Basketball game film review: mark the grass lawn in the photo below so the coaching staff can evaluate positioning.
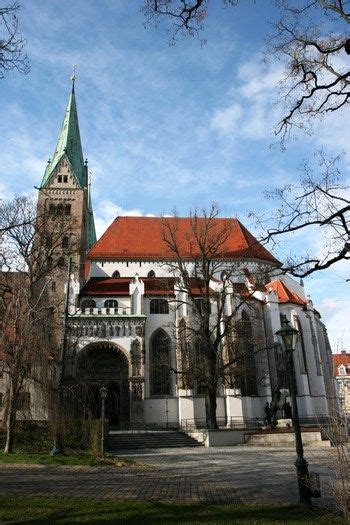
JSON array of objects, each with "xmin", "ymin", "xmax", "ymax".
[
  {"xmin": 0, "ymin": 497, "xmax": 344, "ymax": 524},
  {"xmin": 0, "ymin": 451, "xmax": 135, "ymax": 467}
]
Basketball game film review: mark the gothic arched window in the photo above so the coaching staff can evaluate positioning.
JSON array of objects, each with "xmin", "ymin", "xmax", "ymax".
[
  {"xmin": 294, "ymin": 316, "xmax": 308, "ymax": 375},
  {"xmin": 104, "ymin": 299, "xmax": 118, "ymax": 309},
  {"xmin": 150, "ymin": 298, "xmax": 169, "ymax": 314},
  {"xmin": 112, "ymin": 270, "xmax": 120, "ymax": 278},
  {"xmin": 237, "ymin": 310, "xmax": 258, "ymax": 396},
  {"xmin": 150, "ymin": 329, "xmax": 171, "ymax": 396},
  {"xmin": 147, "ymin": 270, "xmax": 155, "ymax": 278},
  {"xmin": 179, "ymin": 318, "xmax": 192, "ymax": 389}
]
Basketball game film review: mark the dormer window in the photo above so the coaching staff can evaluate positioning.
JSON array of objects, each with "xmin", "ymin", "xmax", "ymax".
[
  {"xmin": 58, "ymin": 175, "xmax": 62, "ymax": 183},
  {"xmin": 112, "ymin": 270, "xmax": 120, "ymax": 278},
  {"xmin": 63, "ymin": 175, "xmax": 68, "ymax": 183},
  {"xmin": 148, "ymin": 270, "xmax": 155, "ymax": 278}
]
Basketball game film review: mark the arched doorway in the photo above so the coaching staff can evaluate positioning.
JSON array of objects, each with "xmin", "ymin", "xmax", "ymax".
[{"xmin": 75, "ymin": 342, "xmax": 130, "ymax": 428}]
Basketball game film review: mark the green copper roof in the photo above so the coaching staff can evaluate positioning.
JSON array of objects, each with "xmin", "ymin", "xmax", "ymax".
[
  {"xmin": 87, "ymin": 191, "xmax": 97, "ymax": 250},
  {"xmin": 40, "ymin": 84, "xmax": 86, "ymax": 188}
]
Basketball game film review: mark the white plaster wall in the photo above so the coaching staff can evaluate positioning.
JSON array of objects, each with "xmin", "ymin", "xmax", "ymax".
[{"xmin": 144, "ymin": 397, "xmax": 179, "ymax": 426}]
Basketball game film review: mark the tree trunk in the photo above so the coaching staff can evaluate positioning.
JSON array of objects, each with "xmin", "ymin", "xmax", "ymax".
[
  {"xmin": 205, "ymin": 386, "xmax": 218, "ymax": 429},
  {"xmin": 4, "ymin": 387, "xmax": 16, "ymax": 454}
]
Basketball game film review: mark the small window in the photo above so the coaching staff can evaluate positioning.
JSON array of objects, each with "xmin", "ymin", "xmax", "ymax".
[
  {"xmin": 62, "ymin": 236, "xmax": 69, "ymax": 249},
  {"xmin": 104, "ymin": 299, "xmax": 118, "ymax": 309},
  {"xmin": 58, "ymin": 256, "xmax": 65, "ymax": 268},
  {"xmin": 51, "ymin": 281, "xmax": 56, "ymax": 292},
  {"xmin": 64, "ymin": 204, "xmax": 71, "ymax": 215},
  {"xmin": 16, "ymin": 392, "xmax": 30, "ymax": 411},
  {"xmin": 112, "ymin": 270, "xmax": 120, "ymax": 278},
  {"xmin": 150, "ymin": 299, "xmax": 169, "ymax": 314},
  {"xmin": 63, "ymin": 175, "xmax": 68, "ymax": 183},
  {"xmin": 194, "ymin": 297, "xmax": 210, "ymax": 314},
  {"xmin": 0, "ymin": 393, "xmax": 3, "ymax": 407},
  {"xmin": 58, "ymin": 175, "xmax": 62, "ymax": 183},
  {"xmin": 81, "ymin": 299, "xmax": 96, "ymax": 309},
  {"xmin": 147, "ymin": 270, "xmax": 155, "ymax": 278}
]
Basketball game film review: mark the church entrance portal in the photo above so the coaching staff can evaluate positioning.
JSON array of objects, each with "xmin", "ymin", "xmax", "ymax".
[{"xmin": 76, "ymin": 343, "xmax": 130, "ymax": 428}]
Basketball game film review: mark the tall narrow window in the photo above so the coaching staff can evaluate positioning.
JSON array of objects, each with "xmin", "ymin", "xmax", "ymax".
[
  {"xmin": 62, "ymin": 236, "xmax": 69, "ymax": 249},
  {"xmin": 150, "ymin": 329, "xmax": 171, "ymax": 396},
  {"xmin": 150, "ymin": 298, "xmax": 169, "ymax": 314},
  {"xmin": 237, "ymin": 311, "xmax": 258, "ymax": 396},
  {"xmin": 179, "ymin": 319, "xmax": 192, "ymax": 389},
  {"xmin": 294, "ymin": 317, "xmax": 308, "ymax": 375},
  {"xmin": 64, "ymin": 204, "xmax": 71, "ymax": 215}
]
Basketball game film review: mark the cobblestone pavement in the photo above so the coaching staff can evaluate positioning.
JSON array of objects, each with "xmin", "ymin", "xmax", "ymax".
[{"xmin": 0, "ymin": 446, "xmax": 336, "ymax": 504}]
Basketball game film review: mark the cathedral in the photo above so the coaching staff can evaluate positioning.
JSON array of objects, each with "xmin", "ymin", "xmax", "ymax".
[{"xmin": 17, "ymin": 79, "xmax": 338, "ymax": 429}]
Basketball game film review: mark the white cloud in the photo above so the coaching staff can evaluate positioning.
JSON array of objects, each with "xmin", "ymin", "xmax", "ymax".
[{"xmin": 211, "ymin": 103, "xmax": 243, "ymax": 135}]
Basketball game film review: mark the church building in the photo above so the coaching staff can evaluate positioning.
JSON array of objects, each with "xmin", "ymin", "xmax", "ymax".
[{"xmin": 9, "ymin": 78, "xmax": 338, "ymax": 430}]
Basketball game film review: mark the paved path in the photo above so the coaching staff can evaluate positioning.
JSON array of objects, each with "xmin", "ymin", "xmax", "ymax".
[{"xmin": 0, "ymin": 446, "xmax": 338, "ymax": 504}]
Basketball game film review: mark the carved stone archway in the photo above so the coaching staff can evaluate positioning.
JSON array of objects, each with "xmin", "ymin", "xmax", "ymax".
[{"xmin": 75, "ymin": 342, "xmax": 130, "ymax": 428}]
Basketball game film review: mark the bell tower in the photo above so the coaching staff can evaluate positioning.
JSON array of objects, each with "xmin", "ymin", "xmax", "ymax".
[{"xmin": 37, "ymin": 72, "xmax": 96, "ymax": 288}]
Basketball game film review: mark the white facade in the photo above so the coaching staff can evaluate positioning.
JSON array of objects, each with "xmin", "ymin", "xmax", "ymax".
[{"xmin": 64, "ymin": 254, "xmax": 338, "ymax": 429}]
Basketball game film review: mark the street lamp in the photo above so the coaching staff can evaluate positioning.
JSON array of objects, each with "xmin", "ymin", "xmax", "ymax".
[
  {"xmin": 276, "ymin": 315, "xmax": 311, "ymax": 505},
  {"xmin": 100, "ymin": 384, "xmax": 108, "ymax": 454}
]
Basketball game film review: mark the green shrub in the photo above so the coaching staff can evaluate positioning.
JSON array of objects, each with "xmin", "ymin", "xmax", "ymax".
[{"xmin": 0, "ymin": 419, "xmax": 105, "ymax": 454}]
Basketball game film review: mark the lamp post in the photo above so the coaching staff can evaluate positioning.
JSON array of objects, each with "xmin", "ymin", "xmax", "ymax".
[
  {"xmin": 275, "ymin": 316, "xmax": 311, "ymax": 505},
  {"xmin": 165, "ymin": 394, "xmax": 169, "ymax": 429},
  {"xmin": 100, "ymin": 384, "xmax": 108, "ymax": 454}
]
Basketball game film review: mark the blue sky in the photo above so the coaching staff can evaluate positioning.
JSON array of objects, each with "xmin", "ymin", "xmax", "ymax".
[{"xmin": 1, "ymin": 0, "xmax": 349, "ymax": 349}]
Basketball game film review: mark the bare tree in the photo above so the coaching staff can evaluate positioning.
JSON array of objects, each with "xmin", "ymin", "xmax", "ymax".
[
  {"xmin": 143, "ymin": 1, "xmax": 350, "ymax": 137},
  {"xmin": 0, "ymin": 3, "xmax": 29, "ymax": 79},
  {"xmin": 250, "ymin": 151, "xmax": 350, "ymax": 280},
  {"xmin": 0, "ymin": 195, "xmax": 78, "ymax": 453},
  {"xmin": 160, "ymin": 205, "xmax": 274, "ymax": 429}
]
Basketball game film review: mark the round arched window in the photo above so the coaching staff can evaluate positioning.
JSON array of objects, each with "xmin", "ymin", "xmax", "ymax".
[
  {"xmin": 147, "ymin": 270, "xmax": 156, "ymax": 278},
  {"xmin": 104, "ymin": 299, "xmax": 118, "ymax": 309},
  {"xmin": 81, "ymin": 299, "xmax": 96, "ymax": 310},
  {"xmin": 112, "ymin": 270, "xmax": 120, "ymax": 278}
]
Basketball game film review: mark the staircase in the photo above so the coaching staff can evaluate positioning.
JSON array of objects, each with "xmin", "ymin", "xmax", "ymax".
[
  {"xmin": 244, "ymin": 428, "xmax": 331, "ymax": 447},
  {"xmin": 107, "ymin": 430, "xmax": 203, "ymax": 451}
]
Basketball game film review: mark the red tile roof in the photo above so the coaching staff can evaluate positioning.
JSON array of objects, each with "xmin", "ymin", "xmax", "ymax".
[
  {"xmin": 266, "ymin": 279, "xmax": 306, "ymax": 306},
  {"xmin": 332, "ymin": 352, "xmax": 350, "ymax": 376},
  {"xmin": 80, "ymin": 278, "xmax": 131, "ymax": 296},
  {"xmin": 87, "ymin": 217, "xmax": 280, "ymax": 264}
]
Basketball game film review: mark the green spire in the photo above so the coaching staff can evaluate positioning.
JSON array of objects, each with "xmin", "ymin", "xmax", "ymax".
[
  {"xmin": 40, "ymin": 79, "xmax": 86, "ymax": 188},
  {"xmin": 87, "ymin": 191, "xmax": 97, "ymax": 249}
]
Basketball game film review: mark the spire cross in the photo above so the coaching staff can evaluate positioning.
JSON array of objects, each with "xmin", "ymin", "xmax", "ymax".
[{"xmin": 71, "ymin": 65, "xmax": 77, "ymax": 92}]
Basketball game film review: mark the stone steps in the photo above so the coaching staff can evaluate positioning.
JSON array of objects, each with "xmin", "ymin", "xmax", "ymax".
[
  {"xmin": 244, "ymin": 430, "xmax": 331, "ymax": 448},
  {"xmin": 107, "ymin": 430, "xmax": 203, "ymax": 451}
]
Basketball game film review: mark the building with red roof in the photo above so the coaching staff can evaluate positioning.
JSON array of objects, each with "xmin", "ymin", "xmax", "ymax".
[
  {"xmin": 332, "ymin": 351, "xmax": 350, "ymax": 414},
  {"xmin": 1, "ymin": 80, "xmax": 339, "ymax": 433}
]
